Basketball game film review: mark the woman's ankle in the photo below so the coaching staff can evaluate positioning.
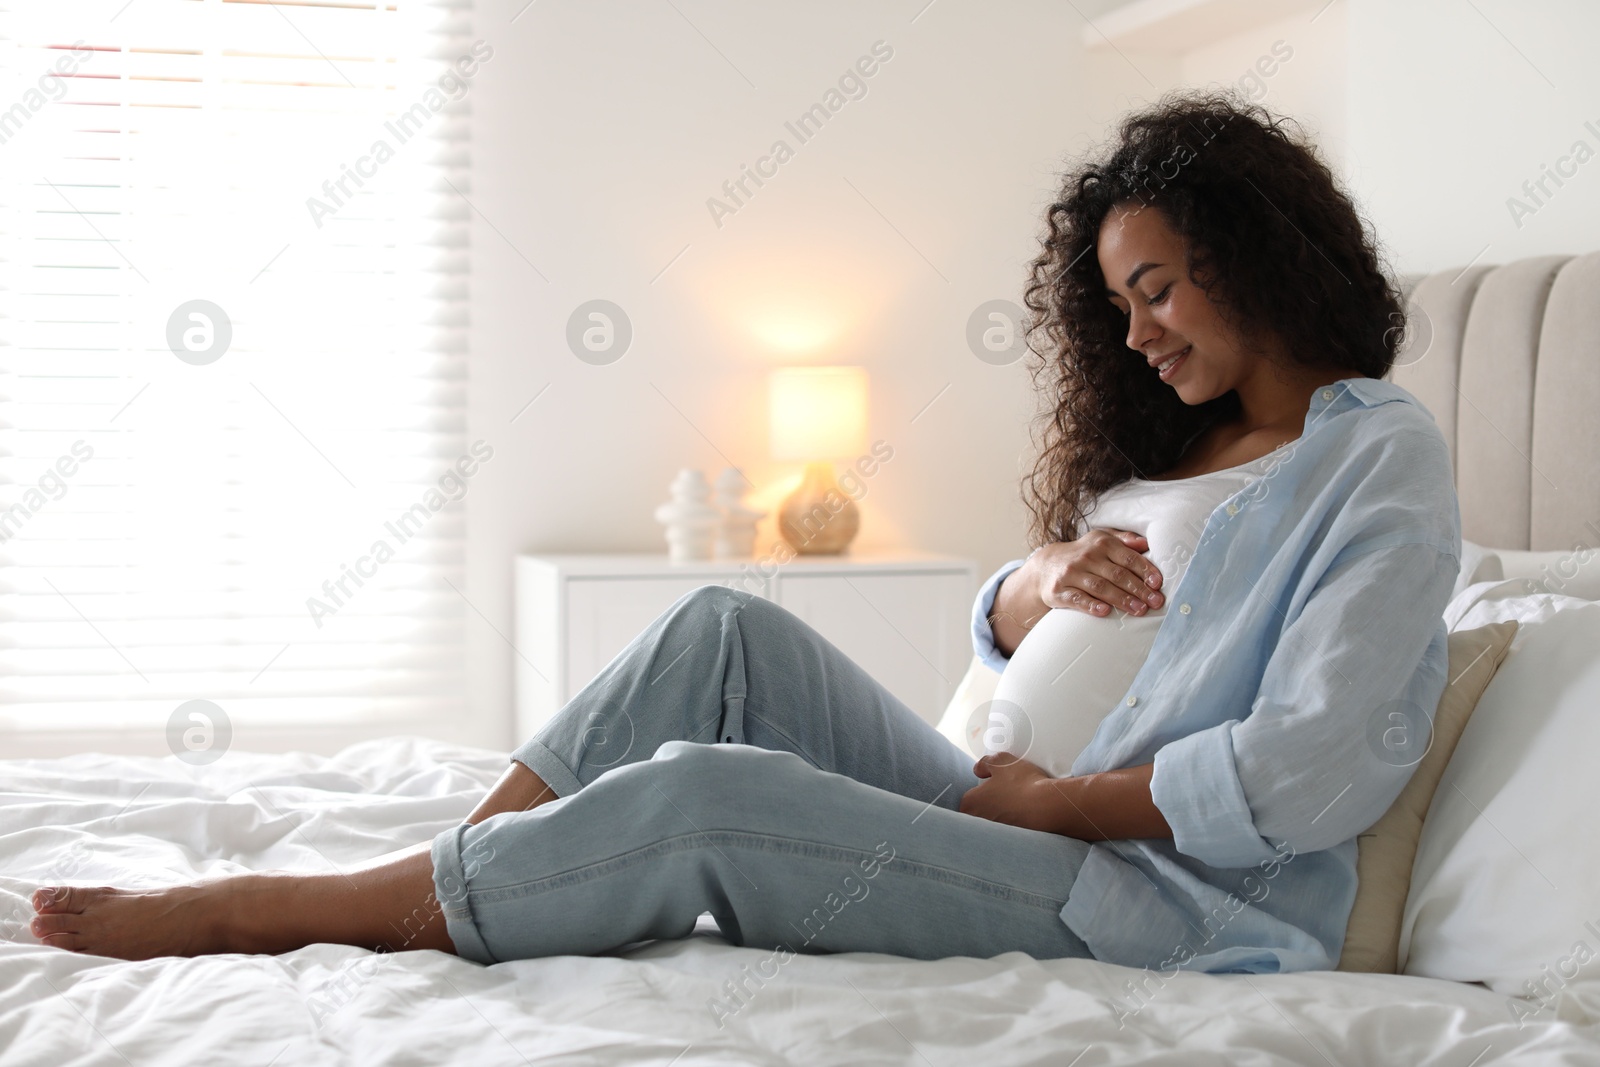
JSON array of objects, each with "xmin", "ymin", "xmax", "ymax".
[{"xmin": 208, "ymin": 872, "xmax": 309, "ymax": 954}]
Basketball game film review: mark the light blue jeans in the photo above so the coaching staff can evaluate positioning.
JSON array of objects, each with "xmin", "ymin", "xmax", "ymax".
[{"xmin": 430, "ymin": 584, "xmax": 1094, "ymax": 964}]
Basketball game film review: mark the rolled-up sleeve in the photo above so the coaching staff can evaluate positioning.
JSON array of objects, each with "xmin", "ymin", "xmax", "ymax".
[
  {"xmin": 971, "ymin": 557, "xmax": 1027, "ymax": 675},
  {"xmin": 1150, "ymin": 537, "xmax": 1458, "ymax": 868}
]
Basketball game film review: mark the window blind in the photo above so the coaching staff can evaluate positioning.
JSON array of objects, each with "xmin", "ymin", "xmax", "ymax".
[{"xmin": 0, "ymin": 0, "xmax": 472, "ymax": 735}]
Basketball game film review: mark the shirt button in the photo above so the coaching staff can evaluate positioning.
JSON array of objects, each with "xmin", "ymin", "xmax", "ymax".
[
  {"xmin": 1321, "ymin": 388, "xmax": 1334, "ymax": 400},
  {"xmin": 1126, "ymin": 695, "xmax": 1138, "ymax": 707},
  {"xmin": 1179, "ymin": 603, "xmax": 1191, "ymax": 614},
  {"xmin": 1225, "ymin": 503, "xmax": 1238, "ymax": 516}
]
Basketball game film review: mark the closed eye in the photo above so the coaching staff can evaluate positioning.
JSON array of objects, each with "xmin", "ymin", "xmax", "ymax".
[{"xmin": 1111, "ymin": 283, "xmax": 1172, "ymax": 317}]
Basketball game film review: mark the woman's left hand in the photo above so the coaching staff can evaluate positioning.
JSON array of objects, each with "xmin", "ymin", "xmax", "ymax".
[{"xmin": 958, "ymin": 753, "xmax": 1063, "ymax": 833}]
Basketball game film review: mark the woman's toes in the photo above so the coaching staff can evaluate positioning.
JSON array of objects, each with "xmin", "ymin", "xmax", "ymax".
[
  {"xmin": 30, "ymin": 912, "xmax": 79, "ymax": 939},
  {"xmin": 36, "ymin": 929, "xmax": 84, "ymax": 952},
  {"xmin": 32, "ymin": 885, "xmax": 89, "ymax": 914}
]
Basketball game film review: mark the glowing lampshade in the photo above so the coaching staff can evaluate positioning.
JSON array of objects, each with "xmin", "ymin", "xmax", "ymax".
[{"xmin": 768, "ymin": 366, "xmax": 869, "ymax": 461}]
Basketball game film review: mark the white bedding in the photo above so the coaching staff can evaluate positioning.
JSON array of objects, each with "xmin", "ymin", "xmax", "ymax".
[{"xmin": 3, "ymin": 737, "xmax": 1597, "ymax": 1065}]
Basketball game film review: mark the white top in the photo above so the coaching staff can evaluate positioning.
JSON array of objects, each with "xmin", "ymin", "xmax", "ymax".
[{"xmin": 987, "ymin": 447, "xmax": 1287, "ymax": 776}]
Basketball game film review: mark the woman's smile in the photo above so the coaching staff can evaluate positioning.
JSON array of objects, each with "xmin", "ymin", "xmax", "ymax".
[{"xmin": 1154, "ymin": 344, "xmax": 1191, "ymax": 382}]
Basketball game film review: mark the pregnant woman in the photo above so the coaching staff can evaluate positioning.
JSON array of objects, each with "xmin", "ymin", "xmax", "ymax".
[{"xmin": 31, "ymin": 91, "xmax": 1459, "ymax": 975}]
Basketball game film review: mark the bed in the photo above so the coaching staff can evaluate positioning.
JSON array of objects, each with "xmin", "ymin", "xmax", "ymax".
[{"xmin": 4, "ymin": 252, "xmax": 1599, "ymax": 1065}]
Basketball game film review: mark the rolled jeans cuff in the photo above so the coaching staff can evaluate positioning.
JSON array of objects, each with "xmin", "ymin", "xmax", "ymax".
[
  {"xmin": 510, "ymin": 738, "xmax": 584, "ymax": 799},
  {"xmin": 431, "ymin": 823, "xmax": 496, "ymax": 965}
]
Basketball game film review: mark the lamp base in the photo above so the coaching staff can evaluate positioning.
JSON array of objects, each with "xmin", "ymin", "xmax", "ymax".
[{"xmin": 778, "ymin": 461, "xmax": 859, "ymax": 555}]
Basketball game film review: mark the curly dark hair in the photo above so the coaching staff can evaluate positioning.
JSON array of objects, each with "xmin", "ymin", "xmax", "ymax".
[{"xmin": 1019, "ymin": 88, "xmax": 1407, "ymax": 549}]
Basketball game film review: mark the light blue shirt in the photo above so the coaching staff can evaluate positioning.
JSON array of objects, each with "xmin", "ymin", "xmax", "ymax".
[{"xmin": 970, "ymin": 376, "xmax": 1460, "ymax": 974}]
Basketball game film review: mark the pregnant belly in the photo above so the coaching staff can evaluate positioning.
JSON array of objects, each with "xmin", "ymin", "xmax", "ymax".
[{"xmin": 986, "ymin": 607, "xmax": 1166, "ymax": 777}]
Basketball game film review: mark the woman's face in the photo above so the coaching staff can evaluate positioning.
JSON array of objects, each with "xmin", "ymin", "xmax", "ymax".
[{"xmin": 1097, "ymin": 201, "xmax": 1254, "ymax": 406}]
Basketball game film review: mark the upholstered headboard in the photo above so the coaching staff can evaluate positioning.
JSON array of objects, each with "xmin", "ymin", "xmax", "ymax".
[{"xmin": 1391, "ymin": 251, "xmax": 1600, "ymax": 552}]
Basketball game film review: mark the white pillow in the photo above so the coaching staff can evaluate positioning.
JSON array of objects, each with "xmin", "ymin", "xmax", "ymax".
[
  {"xmin": 1494, "ymin": 546, "xmax": 1600, "ymax": 601},
  {"xmin": 1399, "ymin": 591, "xmax": 1600, "ymax": 1001},
  {"xmin": 1455, "ymin": 539, "xmax": 1504, "ymax": 599},
  {"xmin": 1445, "ymin": 574, "xmax": 1592, "ymax": 632}
]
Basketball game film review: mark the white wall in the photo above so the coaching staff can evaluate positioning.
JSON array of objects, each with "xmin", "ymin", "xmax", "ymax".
[
  {"xmin": 1178, "ymin": 5, "xmax": 1349, "ymax": 178},
  {"xmin": 462, "ymin": 0, "xmax": 1128, "ymax": 748},
  {"xmin": 461, "ymin": 0, "xmax": 1600, "ymax": 750},
  {"xmin": 1344, "ymin": 0, "xmax": 1600, "ymax": 273},
  {"xmin": 1088, "ymin": 0, "xmax": 1600, "ymax": 274}
]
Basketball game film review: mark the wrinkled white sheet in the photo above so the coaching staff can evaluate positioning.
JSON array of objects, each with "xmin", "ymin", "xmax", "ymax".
[{"xmin": 2, "ymin": 737, "xmax": 1597, "ymax": 1066}]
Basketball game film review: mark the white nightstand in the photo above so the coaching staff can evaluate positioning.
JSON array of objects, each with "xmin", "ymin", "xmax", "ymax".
[{"xmin": 513, "ymin": 551, "xmax": 978, "ymax": 740}]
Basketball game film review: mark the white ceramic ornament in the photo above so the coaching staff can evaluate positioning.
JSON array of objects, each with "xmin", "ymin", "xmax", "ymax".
[
  {"xmin": 653, "ymin": 468, "xmax": 720, "ymax": 562},
  {"xmin": 713, "ymin": 467, "xmax": 766, "ymax": 559}
]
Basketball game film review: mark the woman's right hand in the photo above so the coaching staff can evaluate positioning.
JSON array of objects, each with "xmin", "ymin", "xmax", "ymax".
[
  {"xmin": 989, "ymin": 528, "xmax": 1168, "ymax": 659},
  {"xmin": 1027, "ymin": 529, "xmax": 1166, "ymax": 618}
]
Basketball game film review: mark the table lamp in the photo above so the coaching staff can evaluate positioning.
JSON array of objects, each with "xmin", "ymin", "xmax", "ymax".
[{"xmin": 769, "ymin": 366, "xmax": 869, "ymax": 555}]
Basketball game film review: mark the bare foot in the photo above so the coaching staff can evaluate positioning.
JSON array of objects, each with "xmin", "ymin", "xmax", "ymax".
[
  {"xmin": 31, "ymin": 846, "xmax": 455, "ymax": 960},
  {"xmin": 30, "ymin": 879, "xmax": 256, "ymax": 960}
]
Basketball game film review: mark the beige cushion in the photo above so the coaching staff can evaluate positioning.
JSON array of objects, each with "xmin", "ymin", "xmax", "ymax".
[{"xmin": 1336, "ymin": 618, "xmax": 1520, "ymax": 973}]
